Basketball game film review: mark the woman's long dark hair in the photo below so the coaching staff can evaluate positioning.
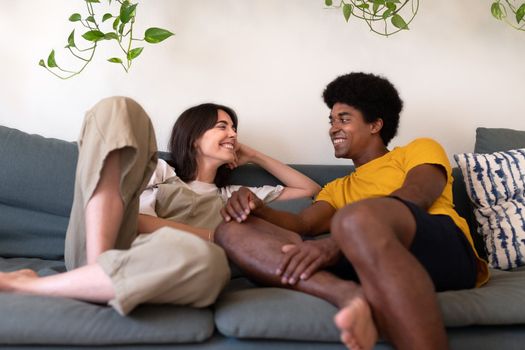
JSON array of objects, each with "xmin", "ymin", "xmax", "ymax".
[{"xmin": 168, "ymin": 103, "xmax": 238, "ymax": 187}]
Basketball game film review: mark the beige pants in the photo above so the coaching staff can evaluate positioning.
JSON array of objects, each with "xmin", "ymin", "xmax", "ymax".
[{"xmin": 64, "ymin": 96, "xmax": 230, "ymax": 315}]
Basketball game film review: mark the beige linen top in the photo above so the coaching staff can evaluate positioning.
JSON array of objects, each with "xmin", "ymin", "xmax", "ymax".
[{"xmin": 139, "ymin": 159, "xmax": 283, "ymax": 230}]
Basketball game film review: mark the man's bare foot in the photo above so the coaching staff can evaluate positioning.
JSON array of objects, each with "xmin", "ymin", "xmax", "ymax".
[
  {"xmin": 0, "ymin": 269, "xmax": 38, "ymax": 291},
  {"xmin": 334, "ymin": 296, "xmax": 378, "ymax": 350}
]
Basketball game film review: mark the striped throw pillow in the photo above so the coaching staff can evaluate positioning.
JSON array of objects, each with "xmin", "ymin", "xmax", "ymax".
[{"xmin": 454, "ymin": 148, "xmax": 525, "ymax": 270}]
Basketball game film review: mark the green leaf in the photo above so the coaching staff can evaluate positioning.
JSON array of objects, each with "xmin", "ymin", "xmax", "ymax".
[
  {"xmin": 144, "ymin": 27, "xmax": 174, "ymax": 43},
  {"xmin": 386, "ymin": 2, "xmax": 397, "ymax": 11},
  {"xmin": 102, "ymin": 13, "xmax": 113, "ymax": 22},
  {"xmin": 86, "ymin": 0, "xmax": 100, "ymax": 2},
  {"xmin": 127, "ymin": 47, "xmax": 143, "ymax": 60},
  {"xmin": 108, "ymin": 57, "xmax": 123, "ymax": 63},
  {"xmin": 82, "ymin": 30, "xmax": 105, "ymax": 42},
  {"xmin": 67, "ymin": 30, "xmax": 76, "ymax": 48},
  {"xmin": 118, "ymin": 23, "xmax": 126, "ymax": 34},
  {"xmin": 120, "ymin": 3, "xmax": 137, "ymax": 24},
  {"xmin": 373, "ymin": 2, "xmax": 380, "ymax": 14},
  {"xmin": 47, "ymin": 50, "xmax": 57, "ymax": 68},
  {"xmin": 104, "ymin": 32, "xmax": 119, "ymax": 40},
  {"xmin": 325, "ymin": 0, "xmax": 333, "ymax": 6},
  {"xmin": 69, "ymin": 13, "xmax": 81, "ymax": 22},
  {"xmin": 491, "ymin": 2, "xmax": 505, "ymax": 20},
  {"xmin": 391, "ymin": 14, "xmax": 408, "ymax": 29},
  {"xmin": 112, "ymin": 16, "xmax": 120, "ymax": 30},
  {"xmin": 371, "ymin": 0, "xmax": 385, "ymax": 14},
  {"xmin": 516, "ymin": 4, "xmax": 525, "ymax": 23},
  {"xmin": 86, "ymin": 15, "xmax": 96, "ymax": 23},
  {"xmin": 357, "ymin": 3, "xmax": 370, "ymax": 9},
  {"xmin": 38, "ymin": 59, "xmax": 46, "ymax": 67},
  {"xmin": 343, "ymin": 4, "xmax": 352, "ymax": 22},
  {"xmin": 382, "ymin": 9, "xmax": 393, "ymax": 19}
]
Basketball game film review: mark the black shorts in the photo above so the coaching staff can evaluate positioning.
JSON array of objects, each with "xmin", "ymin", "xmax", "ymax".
[{"xmin": 327, "ymin": 196, "xmax": 478, "ymax": 292}]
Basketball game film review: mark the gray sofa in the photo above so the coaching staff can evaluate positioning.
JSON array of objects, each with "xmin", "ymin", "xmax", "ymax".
[{"xmin": 1, "ymin": 124, "xmax": 525, "ymax": 350}]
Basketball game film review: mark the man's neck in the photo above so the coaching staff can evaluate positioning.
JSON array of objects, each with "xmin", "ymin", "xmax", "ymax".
[{"xmin": 353, "ymin": 146, "xmax": 389, "ymax": 168}]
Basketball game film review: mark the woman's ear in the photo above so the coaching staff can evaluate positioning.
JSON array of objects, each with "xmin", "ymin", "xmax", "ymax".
[
  {"xmin": 193, "ymin": 137, "xmax": 202, "ymax": 153},
  {"xmin": 370, "ymin": 118, "xmax": 384, "ymax": 134}
]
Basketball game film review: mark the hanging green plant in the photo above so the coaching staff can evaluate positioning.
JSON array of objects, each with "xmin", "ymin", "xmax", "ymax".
[
  {"xmin": 39, "ymin": 0, "xmax": 174, "ymax": 79},
  {"xmin": 323, "ymin": 0, "xmax": 419, "ymax": 36},
  {"xmin": 491, "ymin": 1, "xmax": 525, "ymax": 31}
]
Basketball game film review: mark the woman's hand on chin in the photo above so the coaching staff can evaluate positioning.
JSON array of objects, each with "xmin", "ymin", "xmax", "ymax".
[{"xmin": 232, "ymin": 143, "xmax": 259, "ymax": 168}]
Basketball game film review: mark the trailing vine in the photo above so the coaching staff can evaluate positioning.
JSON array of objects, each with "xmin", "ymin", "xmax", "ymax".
[
  {"xmin": 39, "ymin": 0, "xmax": 173, "ymax": 79},
  {"xmin": 324, "ymin": 0, "xmax": 419, "ymax": 36},
  {"xmin": 491, "ymin": 1, "xmax": 525, "ymax": 31},
  {"xmin": 38, "ymin": 1, "xmax": 523, "ymax": 79}
]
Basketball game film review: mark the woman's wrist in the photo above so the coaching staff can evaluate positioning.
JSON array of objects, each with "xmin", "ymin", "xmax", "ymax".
[{"xmin": 247, "ymin": 149, "xmax": 262, "ymax": 165}]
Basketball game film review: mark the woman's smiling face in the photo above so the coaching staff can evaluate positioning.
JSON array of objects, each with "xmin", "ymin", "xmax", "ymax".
[{"xmin": 194, "ymin": 109, "xmax": 237, "ymax": 167}]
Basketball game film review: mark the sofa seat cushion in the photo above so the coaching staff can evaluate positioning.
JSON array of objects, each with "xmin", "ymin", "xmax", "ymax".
[
  {"xmin": 214, "ymin": 278, "xmax": 340, "ymax": 341},
  {"xmin": 215, "ymin": 270, "xmax": 525, "ymax": 341},
  {"xmin": 0, "ymin": 258, "xmax": 215, "ymax": 345},
  {"xmin": 439, "ymin": 267, "xmax": 525, "ymax": 326}
]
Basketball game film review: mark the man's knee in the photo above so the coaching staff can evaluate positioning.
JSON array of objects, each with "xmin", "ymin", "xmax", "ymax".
[
  {"xmin": 331, "ymin": 201, "xmax": 379, "ymax": 243},
  {"xmin": 331, "ymin": 199, "xmax": 400, "ymax": 261}
]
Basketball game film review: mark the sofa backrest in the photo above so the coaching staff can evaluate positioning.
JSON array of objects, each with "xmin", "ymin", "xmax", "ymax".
[
  {"xmin": 0, "ymin": 126, "xmax": 77, "ymax": 260},
  {"xmin": 1, "ymin": 127, "xmax": 481, "ymax": 261}
]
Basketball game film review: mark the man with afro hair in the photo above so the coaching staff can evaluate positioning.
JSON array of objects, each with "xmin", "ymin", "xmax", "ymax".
[{"xmin": 215, "ymin": 72, "xmax": 488, "ymax": 350}]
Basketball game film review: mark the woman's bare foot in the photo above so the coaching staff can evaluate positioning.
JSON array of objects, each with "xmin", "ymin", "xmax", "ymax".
[
  {"xmin": 0, "ymin": 269, "xmax": 39, "ymax": 291},
  {"xmin": 334, "ymin": 296, "xmax": 378, "ymax": 350}
]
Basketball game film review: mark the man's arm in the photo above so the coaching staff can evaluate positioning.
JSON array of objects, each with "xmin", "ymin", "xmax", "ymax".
[
  {"xmin": 276, "ymin": 163, "xmax": 449, "ymax": 285},
  {"xmin": 221, "ymin": 187, "xmax": 336, "ymax": 236},
  {"xmin": 390, "ymin": 163, "xmax": 447, "ymax": 210},
  {"xmin": 255, "ymin": 201, "xmax": 336, "ymax": 236}
]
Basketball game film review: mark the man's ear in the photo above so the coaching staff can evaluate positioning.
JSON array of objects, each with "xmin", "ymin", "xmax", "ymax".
[{"xmin": 370, "ymin": 118, "xmax": 384, "ymax": 134}]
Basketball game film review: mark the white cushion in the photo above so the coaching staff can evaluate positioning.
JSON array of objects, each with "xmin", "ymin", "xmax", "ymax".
[{"xmin": 454, "ymin": 149, "xmax": 525, "ymax": 270}]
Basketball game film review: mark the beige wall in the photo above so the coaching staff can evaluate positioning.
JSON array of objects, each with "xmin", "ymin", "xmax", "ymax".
[{"xmin": 1, "ymin": 0, "xmax": 524, "ymax": 164}]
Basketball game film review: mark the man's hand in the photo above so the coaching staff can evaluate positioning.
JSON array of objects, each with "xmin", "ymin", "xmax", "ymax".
[
  {"xmin": 221, "ymin": 187, "xmax": 263, "ymax": 223},
  {"xmin": 276, "ymin": 238, "xmax": 340, "ymax": 285}
]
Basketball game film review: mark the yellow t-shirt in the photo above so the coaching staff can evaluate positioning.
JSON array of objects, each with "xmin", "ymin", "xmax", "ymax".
[{"xmin": 315, "ymin": 138, "xmax": 489, "ymax": 287}]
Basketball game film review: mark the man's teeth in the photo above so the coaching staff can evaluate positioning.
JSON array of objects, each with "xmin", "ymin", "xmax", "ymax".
[{"xmin": 333, "ymin": 139, "xmax": 345, "ymax": 144}]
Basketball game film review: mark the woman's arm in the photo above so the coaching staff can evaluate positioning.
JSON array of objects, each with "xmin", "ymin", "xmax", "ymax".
[
  {"xmin": 233, "ymin": 143, "xmax": 321, "ymax": 200},
  {"xmin": 138, "ymin": 214, "xmax": 213, "ymax": 241}
]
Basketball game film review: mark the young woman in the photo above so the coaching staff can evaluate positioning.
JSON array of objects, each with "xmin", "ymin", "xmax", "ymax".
[{"xmin": 0, "ymin": 97, "xmax": 320, "ymax": 315}]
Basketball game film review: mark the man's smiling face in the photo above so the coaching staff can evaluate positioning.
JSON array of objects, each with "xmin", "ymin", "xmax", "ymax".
[{"xmin": 329, "ymin": 103, "xmax": 377, "ymax": 160}]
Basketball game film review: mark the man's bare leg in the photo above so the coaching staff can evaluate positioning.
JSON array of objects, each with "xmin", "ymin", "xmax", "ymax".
[
  {"xmin": 331, "ymin": 198, "xmax": 448, "ymax": 350},
  {"xmin": 335, "ymin": 296, "xmax": 377, "ymax": 350},
  {"xmin": 215, "ymin": 217, "xmax": 378, "ymax": 349},
  {"xmin": 85, "ymin": 149, "xmax": 124, "ymax": 264}
]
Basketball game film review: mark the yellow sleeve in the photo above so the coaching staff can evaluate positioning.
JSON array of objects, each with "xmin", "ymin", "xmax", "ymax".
[
  {"xmin": 403, "ymin": 138, "xmax": 452, "ymax": 179},
  {"xmin": 314, "ymin": 178, "xmax": 340, "ymax": 209}
]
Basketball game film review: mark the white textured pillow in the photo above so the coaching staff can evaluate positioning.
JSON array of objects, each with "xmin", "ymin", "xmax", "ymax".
[{"xmin": 454, "ymin": 148, "xmax": 525, "ymax": 270}]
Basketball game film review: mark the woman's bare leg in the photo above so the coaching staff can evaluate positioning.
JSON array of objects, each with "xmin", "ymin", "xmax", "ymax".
[
  {"xmin": 0, "ymin": 264, "xmax": 114, "ymax": 302},
  {"xmin": 85, "ymin": 150, "xmax": 124, "ymax": 264},
  {"xmin": 0, "ymin": 150, "xmax": 124, "ymax": 301},
  {"xmin": 0, "ymin": 150, "xmax": 124, "ymax": 303}
]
